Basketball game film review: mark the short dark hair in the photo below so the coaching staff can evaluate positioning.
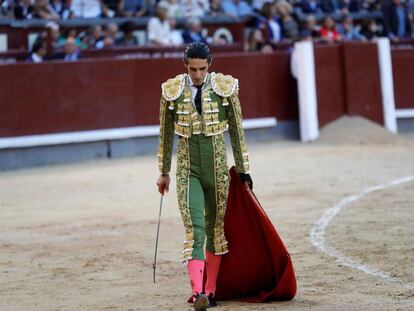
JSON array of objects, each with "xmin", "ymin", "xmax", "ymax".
[
  {"xmin": 183, "ymin": 42, "xmax": 212, "ymax": 64},
  {"xmin": 32, "ymin": 37, "xmax": 46, "ymax": 53}
]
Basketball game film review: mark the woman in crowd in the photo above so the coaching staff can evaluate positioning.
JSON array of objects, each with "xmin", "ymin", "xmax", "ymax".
[
  {"xmin": 319, "ymin": 15, "xmax": 342, "ymax": 42},
  {"xmin": 276, "ymin": 0, "xmax": 299, "ymax": 41}
]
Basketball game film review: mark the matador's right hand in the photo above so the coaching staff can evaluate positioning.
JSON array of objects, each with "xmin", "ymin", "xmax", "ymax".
[{"xmin": 157, "ymin": 174, "xmax": 170, "ymax": 195}]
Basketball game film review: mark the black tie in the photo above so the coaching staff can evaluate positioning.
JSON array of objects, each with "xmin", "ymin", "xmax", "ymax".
[{"xmin": 194, "ymin": 83, "xmax": 203, "ymax": 115}]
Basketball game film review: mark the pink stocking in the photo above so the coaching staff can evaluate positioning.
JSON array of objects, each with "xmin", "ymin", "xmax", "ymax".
[
  {"xmin": 205, "ymin": 251, "xmax": 222, "ymax": 296},
  {"xmin": 187, "ymin": 259, "xmax": 205, "ymax": 299}
]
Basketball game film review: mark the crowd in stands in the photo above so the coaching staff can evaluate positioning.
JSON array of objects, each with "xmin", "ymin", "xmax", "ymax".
[{"xmin": 1, "ymin": 0, "xmax": 413, "ymax": 61}]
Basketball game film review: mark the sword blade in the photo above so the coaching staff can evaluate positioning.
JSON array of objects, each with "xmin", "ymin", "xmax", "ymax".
[{"xmin": 153, "ymin": 195, "xmax": 163, "ymax": 283}]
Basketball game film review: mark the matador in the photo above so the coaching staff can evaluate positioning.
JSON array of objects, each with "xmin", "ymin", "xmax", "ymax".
[{"xmin": 156, "ymin": 42, "xmax": 253, "ymax": 311}]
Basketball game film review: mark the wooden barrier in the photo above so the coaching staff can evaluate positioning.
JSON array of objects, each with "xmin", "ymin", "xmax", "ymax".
[
  {"xmin": 392, "ymin": 48, "xmax": 414, "ymax": 109},
  {"xmin": 342, "ymin": 42, "xmax": 383, "ymax": 125},
  {"xmin": 2, "ymin": 43, "xmax": 414, "ymax": 139},
  {"xmin": 314, "ymin": 44, "xmax": 347, "ymax": 128},
  {"xmin": 314, "ymin": 42, "xmax": 386, "ymax": 128},
  {"xmin": 0, "ymin": 51, "xmax": 298, "ymax": 137}
]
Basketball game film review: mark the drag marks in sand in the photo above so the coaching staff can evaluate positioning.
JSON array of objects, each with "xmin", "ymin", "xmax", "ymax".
[{"xmin": 310, "ymin": 176, "xmax": 414, "ymax": 289}]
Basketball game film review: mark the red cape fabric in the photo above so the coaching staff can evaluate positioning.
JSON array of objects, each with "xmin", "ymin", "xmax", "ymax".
[{"xmin": 214, "ymin": 167, "xmax": 297, "ymax": 302}]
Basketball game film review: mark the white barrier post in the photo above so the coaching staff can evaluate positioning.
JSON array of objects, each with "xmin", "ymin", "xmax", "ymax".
[
  {"xmin": 377, "ymin": 38, "xmax": 397, "ymax": 133},
  {"xmin": 291, "ymin": 41, "xmax": 319, "ymax": 142}
]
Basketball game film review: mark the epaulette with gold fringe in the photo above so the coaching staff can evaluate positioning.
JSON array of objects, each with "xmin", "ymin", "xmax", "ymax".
[
  {"xmin": 211, "ymin": 72, "xmax": 239, "ymax": 98},
  {"xmin": 161, "ymin": 74, "xmax": 186, "ymax": 101}
]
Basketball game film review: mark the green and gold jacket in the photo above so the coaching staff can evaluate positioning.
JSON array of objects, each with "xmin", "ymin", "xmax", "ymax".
[{"xmin": 157, "ymin": 72, "xmax": 250, "ymax": 175}]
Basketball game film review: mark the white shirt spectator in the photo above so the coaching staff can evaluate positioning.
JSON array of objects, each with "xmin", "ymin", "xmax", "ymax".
[
  {"xmin": 158, "ymin": 0, "xmax": 184, "ymax": 18},
  {"xmin": 268, "ymin": 18, "xmax": 281, "ymax": 42},
  {"xmin": 70, "ymin": 0, "xmax": 102, "ymax": 18},
  {"xmin": 147, "ymin": 16, "xmax": 173, "ymax": 45},
  {"xmin": 170, "ymin": 29, "xmax": 184, "ymax": 45},
  {"xmin": 180, "ymin": 0, "xmax": 209, "ymax": 17}
]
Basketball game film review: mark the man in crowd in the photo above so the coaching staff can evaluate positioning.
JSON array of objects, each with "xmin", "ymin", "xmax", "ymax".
[
  {"xmin": 382, "ymin": 0, "xmax": 412, "ymax": 41},
  {"xmin": 147, "ymin": 4, "xmax": 173, "ymax": 45},
  {"xmin": 182, "ymin": 17, "xmax": 209, "ymax": 44}
]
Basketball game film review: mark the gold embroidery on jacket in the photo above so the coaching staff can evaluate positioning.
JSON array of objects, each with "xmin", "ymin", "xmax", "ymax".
[
  {"xmin": 212, "ymin": 134, "xmax": 229, "ymax": 255},
  {"xmin": 176, "ymin": 137, "xmax": 194, "ymax": 262},
  {"xmin": 227, "ymin": 92, "xmax": 250, "ymax": 174},
  {"xmin": 157, "ymin": 96, "xmax": 174, "ymax": 174}
]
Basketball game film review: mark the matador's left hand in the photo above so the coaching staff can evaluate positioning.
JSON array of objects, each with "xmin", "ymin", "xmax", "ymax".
[{"xmin": 239, "ymin": 173, "xmax": 253, "ymax": 190}]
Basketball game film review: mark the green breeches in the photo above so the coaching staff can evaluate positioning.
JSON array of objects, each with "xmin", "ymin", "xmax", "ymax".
[{"xmin": 176, "ymin": 133, "xmax": 230, "ymax": 262}]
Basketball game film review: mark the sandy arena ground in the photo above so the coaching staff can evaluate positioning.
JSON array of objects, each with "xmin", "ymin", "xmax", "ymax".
[{"xmin": 1, "ymin": 117, "xmax": 414, "ymax": 311}]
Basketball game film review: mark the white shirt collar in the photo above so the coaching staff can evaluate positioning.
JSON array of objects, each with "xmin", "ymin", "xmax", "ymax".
[{"xmin": 188, "ymin": 74, "xmax": 208, "ymax": 88}]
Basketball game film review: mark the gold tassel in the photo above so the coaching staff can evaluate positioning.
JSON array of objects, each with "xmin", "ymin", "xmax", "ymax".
[
  {"xmin": 222, "ymin": 97, "xmax": 229, "ymax": 106},
  {"xmin": 168, "ymin": 101, "xmax": 175, "ymax": 110}
]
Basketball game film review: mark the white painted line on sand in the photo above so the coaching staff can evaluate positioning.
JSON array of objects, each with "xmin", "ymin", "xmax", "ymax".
[{"xmin": 310, "ymin": 176, "xmax": 414, "ymax": 289}]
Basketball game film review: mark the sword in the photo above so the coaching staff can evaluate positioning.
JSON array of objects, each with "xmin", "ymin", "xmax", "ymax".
[{"xmin": 153, "ymin": 195, "xmax": 163, "ymax": 283}]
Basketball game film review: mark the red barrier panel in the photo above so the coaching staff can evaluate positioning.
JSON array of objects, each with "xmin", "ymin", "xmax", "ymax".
[
  {"xmin": 314, "ymin": 42, "xmax": 384, "ymax": 128},
  {"xmin": 314, "ymin": 44, "xmax": 347, "ymax": 128},
  {"xmin": 0, "ymin": 52, "xmax": 298, "ymax": 137},
  {"xmin": 392, "ymin": 48, "xmax": 414, "ymax": 109},
  {"xmin": 342, "ymin": 42, "xmax": 383, "ymax": 125}
]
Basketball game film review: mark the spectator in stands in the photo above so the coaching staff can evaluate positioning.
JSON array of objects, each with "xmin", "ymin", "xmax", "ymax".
[
  {"xmin": 319, "ymin": 15, "xmax": 341, "ymax": 42},
  {"xmin": 221, "ymin": 0, "xmax": 254, "ymax": 18},
  {"xmin": 300, "ymin": 0, "xmax": 322, "ymax": 14},
  {"xmin": 181, "ymin": 0, "xmax": 210, "ymax": 17},
  {"xmin": 58, "ymin": 28, "xmax": 81, "ymax": 47},
  {"xmin": 13, "ymin": 0, "xmax": 34, "ymax": 19},
  {"xmin": 50, "ymin": 0, "xmax": 70, "ymax": 19},
  {"xmin": 251, "ymin": 0, "xmax": 272, "ymax": 12},
  {"xmin": 169, "ymin": 18, "xmax": 185, "ymax": 45},
  {"xmin": 408, "ymin": 0, "xmax": 414, "ymax": 15},
  {"xmin": 1, "ymin": 0, "xmax": 11, "ymax": 17},
  {"xmin": 300, "ymin": 14, "xmax": 320, "ymax": 39},
  {"xmin": 360, "ymin": 19, "xmax": 381, "ymax": 40},
  {"xmin": 96, "ymin": 22, "xmax": 119, "ymax": 48},
  {"xmin": 365, "ymin": 0, "xmax": 380, "ymax": 12},
  {"xmin": 63, "ymin": 37, "xmax": 79, "ymax": 61},
  {"xmin": 82, "ymin": 25, "xmax": 104, "ymax": 48},
  {"xmin": 117, "ymin": 20, "xmax": 138, "ymax": 46},
  {"xmin": 248, "ymin": 27, "xmax": 276, "ymax": 52},
  {"xmin": 382, "ymin": 0, "xmax": 412, "ymax": 40},
  {"xmin": 320, "ymin": 0, "xmax": 340, "ymax": 13},
  {"xmin": 102, "ymin": 0, "xmax": 121, "ymax": 17},
  {"xmin": 337, "ymin": 15, "xmax": 364, "ymax": 40},
  {"xmin": 147, "ymin": 5, "xmax": 174, "ymax": 45},
  {"xmin": 46, "ymin": 21, "xmax": 61, "ymax": 49},
  {"xmin": 209, "ymin": 0, "xmax": 225, "ymax": 15},
  {"xmin": 340, "ymin": 0, "xmax": 364, "ymax": 14},
  {"xmin": 276, "ymin": 1, "xmax": 299, "ymax": 41},
  {"xmin": 158, "ymin": 0, "xmax": 184, "ymax": 17},
  {"xmin": 68, "ymin": 0, "xmax": 102, "ymax": 18},
  {"xmin": 118, "ymin": 0, "xmax": 148, "ymax": 16},
  {"xmin": 27, "ymin": 36, "xmax": 46, "ymax": 63},
  {"xmin": 182, "ymin": 16, "xmax": 209, "ymax": 43},
  {"xmin": 256, "ymin": 2, "xmax": 282, "ymax": 44},
  {"xmin": 33, "ymin": 0, "xmax": 59, "ymax": 19}
]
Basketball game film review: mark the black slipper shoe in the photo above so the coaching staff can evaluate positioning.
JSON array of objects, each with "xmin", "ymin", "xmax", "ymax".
[
  {"xmin": 194, "ymin": 292, "xmax": 209, "ymax": 311},
  {"xmin": 207, "ymin": 293, "xmax": 217, "ymax": 308}
]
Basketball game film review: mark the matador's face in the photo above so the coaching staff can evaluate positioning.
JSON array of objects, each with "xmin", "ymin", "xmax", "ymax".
[{"xmin": 184, "ymin": 58, "xmax": 210, "ymax": 86}]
